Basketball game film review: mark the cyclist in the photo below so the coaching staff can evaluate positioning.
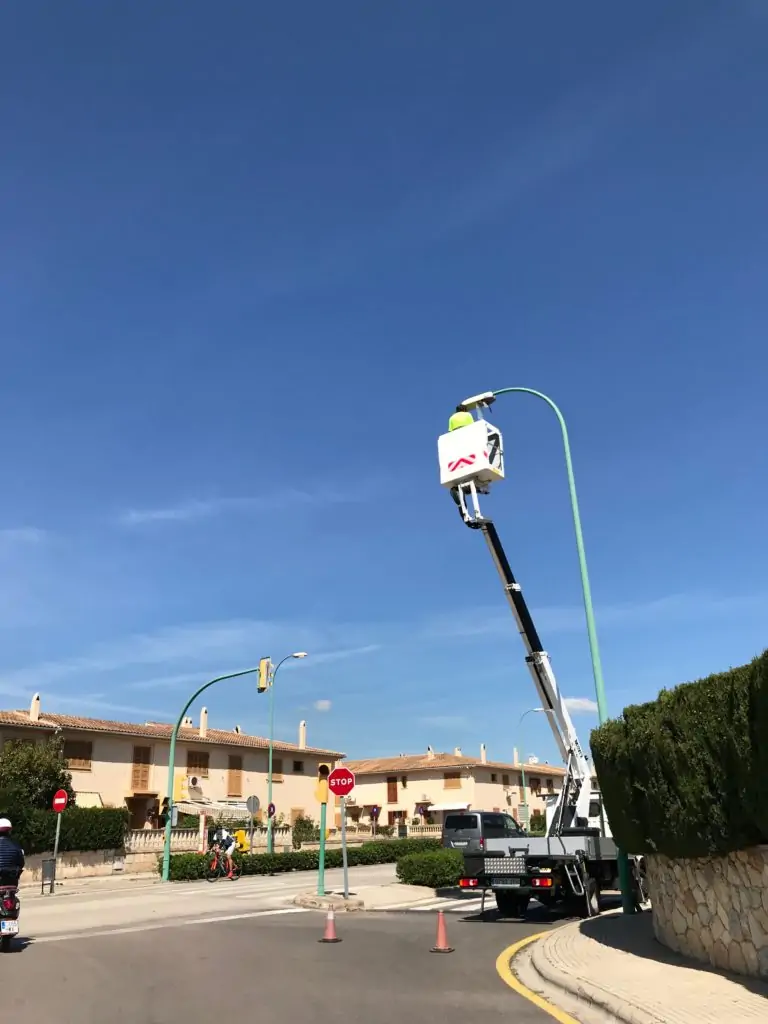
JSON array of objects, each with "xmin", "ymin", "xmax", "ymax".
[{"xmin": 212, "ymin": 825, "xmax": 237, "ymax": 878}]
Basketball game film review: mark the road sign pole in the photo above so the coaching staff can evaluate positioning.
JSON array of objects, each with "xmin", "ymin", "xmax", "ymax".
[
  {"xmin": 317, "ymin": 800, "xmax": 327, "ymax": 897},
  {"xmin": 340, "ymin": 796, "xmax": 349, "ymax": 900}
]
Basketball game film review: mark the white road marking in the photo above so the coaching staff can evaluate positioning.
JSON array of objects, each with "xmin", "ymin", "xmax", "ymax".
[{"xmin": 30, "ymin": 906, "xmax": 311, "ymax": 943}]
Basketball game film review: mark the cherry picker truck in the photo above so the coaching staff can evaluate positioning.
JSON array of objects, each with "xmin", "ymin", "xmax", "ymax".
[{"xmin": 437, "ymin": 394, "xmax": 647, "ymax": 918}]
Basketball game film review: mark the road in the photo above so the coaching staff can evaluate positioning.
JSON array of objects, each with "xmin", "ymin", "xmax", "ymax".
[{"xmin": 4, "ymin": 905, "xmax": 568, "ymax": 1024}]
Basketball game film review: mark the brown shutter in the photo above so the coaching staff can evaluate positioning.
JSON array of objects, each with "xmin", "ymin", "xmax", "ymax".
[
  {"xmin": 228, "ymin": 755, "xmax": 243, "ymax": 797},
  {"xmin": 131, "ymin": 746, "xmax": 151, "ymax": 791}
]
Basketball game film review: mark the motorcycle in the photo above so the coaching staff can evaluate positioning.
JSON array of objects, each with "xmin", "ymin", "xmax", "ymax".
[{"xmin": 0, "ymin": 885, "xmax": 20, "ymax": 951}]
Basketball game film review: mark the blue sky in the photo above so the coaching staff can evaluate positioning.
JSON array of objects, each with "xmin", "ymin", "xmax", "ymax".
[{"xmin": 2, "ymin": 2, "xmax": 766, "ymax": 767}]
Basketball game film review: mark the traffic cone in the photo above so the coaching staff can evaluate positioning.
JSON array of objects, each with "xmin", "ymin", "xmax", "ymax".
[
  {"xmin": 430, "ymin": 910, "xmax": 454, "ymax": 953},
  {"xmin": 319, "ymin": 907, "xmax": 342, "ymax": 943}
]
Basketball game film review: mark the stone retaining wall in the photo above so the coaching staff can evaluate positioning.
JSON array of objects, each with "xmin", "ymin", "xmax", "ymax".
[{"xmin": 646, "ymin": 846, "xmax": 768, "ymax": 979}]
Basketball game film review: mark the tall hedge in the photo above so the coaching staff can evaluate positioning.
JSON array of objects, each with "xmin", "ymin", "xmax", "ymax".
[
  {"xmin": 590, "ymin": 649, "xmax": 768, "ymax": 858},
  {"xmin": 9, "ymin": 807, "xmax": 130, "ymax": 856}
]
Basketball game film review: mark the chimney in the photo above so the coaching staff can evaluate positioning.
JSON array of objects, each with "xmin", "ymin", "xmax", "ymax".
[
  {"xmin": 199, "ymin": 707, "xmax": 208, "ymax": 739},
  {"xmin": 513, "ymin": 747, "xmax": 519, "ymax": 765},
  {"xmin": 30, "ymin": 693, "xmax": 40, "ymax": 722},
  {"xmin": 454, "ymin": 746, "xmax": 462, "ymax": 756},
  {"xmin": 298, "ymin": 720, "xmax": 307, "ymax": 749},
  {"xmin": 480, "ymin": 743, "xmax": 487, "ymax": 763},
  {"xmin": 234, "ymin": 725, "xmax": 241, "ymax": 734},
  {"xmin": 182, "ymin": 716, "xmax": 193, "ymax": 728},
  {"xmin": 426, "ymin": 745, "xmax": 435, "ymax": 760}
]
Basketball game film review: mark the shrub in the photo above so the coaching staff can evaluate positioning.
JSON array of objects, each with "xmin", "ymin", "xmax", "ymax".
[
  {"xmin": 292, "ymin": 815, "xmax": 320, "ymax": 849},
  {"xmin": 396, "ymin": 850, "xmax": 463, "ymax": 888},
  {"xmin": 9, "ymin": 807, "xmax": 130, "ymax": 856},
  {"xmin": 590, "ymin": 649, "xmax": 768, "ymax": 858},
  {"xmin": 528, "ymin": 813, "xmax": 546, "ymax": 836},
  {"xmin": 163, "ymin": 836, "xmax": 441, "ymax": 880}
]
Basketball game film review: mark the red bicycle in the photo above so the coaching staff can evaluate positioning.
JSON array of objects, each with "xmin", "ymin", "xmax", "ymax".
[{"xmin": 206, "ymin": 843, "xmax": 241, "ymax": 882}]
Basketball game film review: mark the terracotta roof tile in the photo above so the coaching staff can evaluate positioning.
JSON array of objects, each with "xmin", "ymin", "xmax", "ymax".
[
  {"xmin": 344, "ymin": 752, "xmax": 565, "ymax": 775},
  {"xmin": 0, "ymin": 710, "xmax": 344, "ymax": 758}
]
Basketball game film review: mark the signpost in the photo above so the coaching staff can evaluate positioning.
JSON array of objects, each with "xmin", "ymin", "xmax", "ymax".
[
  {"xmin": 328, "ymin": 767, "xmax": 355, "ymax": 899},
  {"xmin": 371, "ymin": 805, "xmax": 380, "ymax": 838},
  {"xmin": 47, "ymin": 789, "xmax": 69, "ymax": 895},
  {"xmin": 315, "ymin": 766, "xmax": 331, "ymax": 896},
  {"xmin": 246, "ymin": 795, "xmax": 261, "ymax": 853}
]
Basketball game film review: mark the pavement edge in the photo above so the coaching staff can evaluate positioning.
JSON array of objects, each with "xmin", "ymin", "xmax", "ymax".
[
  {"xmin": 292, "ymin": 892, "xmax": 364, "ymax": 911},
  {"xmin": 495, "ymin": 933, "xmax": 582, "ymax": 1024}
]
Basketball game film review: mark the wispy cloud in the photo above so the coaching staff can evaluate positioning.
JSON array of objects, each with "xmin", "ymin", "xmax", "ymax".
[
  {"xmin": 420, "ymin": 714, "xmax": 465, "ymax": 729},
  {"xmin": 563, "ymin": 697, "xmax": 598, "ymax": 715},
  {"xmin": 118, "ymin": 482, "xmax": 385, "ymax": 527},
  {"xmin": 306, "ymin": 645, "xmax": 381, "ymax": 666},
  {"xmin": 313, "ymin": 699, "xmax": 332, "ymax": 713},
  {"xmin": 422, "ymin": 591, "xmax": 768, "ymax": 642},
  {"xmin": 0, "ymin": 620, "xmax": 383, "ymax": 700},
  {"xmin": 0, "ymin": 527, "xmax": 48, "ymax": 547}
]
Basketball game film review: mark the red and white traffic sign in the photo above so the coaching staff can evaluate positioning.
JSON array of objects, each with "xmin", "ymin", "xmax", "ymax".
[
  {"xmin": 52, "ymin": 789, "xmax": 69, "ymax": 814},
  {"xmin": 328, "ymin": 766, "xmax": 355, "ymax": 798}
]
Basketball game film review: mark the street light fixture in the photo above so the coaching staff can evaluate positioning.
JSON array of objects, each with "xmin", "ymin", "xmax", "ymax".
[
  {"xmin": 517, "ymin": 708, "xmax": 545, "ymax": 827},
  {"xmin": 264, "ymin": 652, "xmax": 309, "ymax": 855}
]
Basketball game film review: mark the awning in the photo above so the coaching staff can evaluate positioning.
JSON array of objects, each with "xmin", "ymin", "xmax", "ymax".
[
  {"xmin": 75, "ymin": 792, "xmax": 103, "ymax": 808},
  {"xmin": 175, "ymin": 800, "xmax": 250, "ymax": 820},
  {"xmin": 427, "ymin": 802, "xmax": 470, "ymax": 812}
]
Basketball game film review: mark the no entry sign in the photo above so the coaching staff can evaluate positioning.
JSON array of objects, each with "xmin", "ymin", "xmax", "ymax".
[
  {"xmin": 328, "ymin": 767, "xmax": 355, "ymax": 798},
  {"xmin": 52, "ymin": 789, "xmax": 69, "ymax": 814}
]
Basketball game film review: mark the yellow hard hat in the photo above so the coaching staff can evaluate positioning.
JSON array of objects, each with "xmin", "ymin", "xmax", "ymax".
[{"xmin": 448, "ymin": 410, "xmax": 474, "ymax": 431}]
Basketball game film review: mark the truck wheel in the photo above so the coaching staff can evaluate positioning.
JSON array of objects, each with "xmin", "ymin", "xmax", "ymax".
[
  {"xmin": 0, "ymin": 936, "xmax": 11, "ymax": 953},
  {"xmin": 495, "ymin": 892, "xmax": 529, "ymax": 918}
]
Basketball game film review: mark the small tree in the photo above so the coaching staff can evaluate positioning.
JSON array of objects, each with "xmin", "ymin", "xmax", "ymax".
[
  {"xmin": 0, "ymin": 736, "xmax": 74, "ymax": 814},
  {"xmin": 292, "ymin": 815, "xmax": 320, "ymax": 849}
]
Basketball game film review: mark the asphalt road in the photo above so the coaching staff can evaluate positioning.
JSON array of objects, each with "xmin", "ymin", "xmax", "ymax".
[{"xmin": 2, "ymin": 908, "xmax": 568, "ymax": 1024}]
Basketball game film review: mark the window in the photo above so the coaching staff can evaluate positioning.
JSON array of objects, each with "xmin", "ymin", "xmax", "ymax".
[
  {"xmin": 272, "ymin": 757, "xmax": 284, "ymax": 781},
  {"xmin": 530, "ymin": 777, "xmax": 541, "ymax": 795},
  {"xmin": 290, "ymin": 807, "xmax": 305, "ymax": 824},
  {"xmin": 546, "ymin": 778, "xmax": 554, "ymax": 794},
  {"xmin": 386, "ymin": 776, "xmax": 398, "ymax": 803},
  {"xmin": 228, "ymin": 755, "xmax": 243, "ymax": 797},
  {"xmin": 400, "ymin": 775, "xmax": 407, "ymax": 789},
  {"xmin": 186, "ymin": 751, "xmax": 209, "ymax": 778},
  {"xmin": 490, "ymin": 773, "xmax": 498, "ymax": 783},
  {"xmin": 64, "ymin": 739, "xmax": 92, "ymax": 771},
  {"xmin": 131, "ymin": 746, "xmax": 151, "ymax": 791},
  {"xmin": 292, "ymin": 760, "xmax": 305, "ymax": 774},
  {"xmin": 502, "ymin": 773, "xmax": 510, "ymax": 787},
  {"xmin": 443, "ymin": 771, "xmax": 461, "ymax": 790}
]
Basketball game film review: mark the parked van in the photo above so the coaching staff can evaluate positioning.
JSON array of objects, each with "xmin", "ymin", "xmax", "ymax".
[{"xmin": 441, "ymin": 811, "xmax": 525, "ymax": 853}]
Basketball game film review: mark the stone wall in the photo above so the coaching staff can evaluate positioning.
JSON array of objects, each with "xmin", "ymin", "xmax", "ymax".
[{"xmin": 646, "ymin": 846, "xmax": 768, "ymax": 979}]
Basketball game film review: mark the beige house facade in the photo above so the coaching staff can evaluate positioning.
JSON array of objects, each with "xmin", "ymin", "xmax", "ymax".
[
  {"xmin": 0, "ymin": 694, "xmax": 343, "ymax": 829},
  {"xmin": 344, "ymin": 744, "xmax": 565, "ymax": 828}
]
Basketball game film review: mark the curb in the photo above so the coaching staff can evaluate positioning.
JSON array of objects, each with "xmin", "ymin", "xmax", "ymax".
[
  {"xmin": 292, "ymin": 892, "xmax": 364, "ymax": 911},
  {"xmin": 519, "ymin": 919, "xmax": 660, "ymax": 1024}
]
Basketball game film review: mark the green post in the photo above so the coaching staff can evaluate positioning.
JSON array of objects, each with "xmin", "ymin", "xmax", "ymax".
[
  {"xmin": 317, "ymin": 801, "xmax": 327, "ymax": 896},
  {"xmin": 161, "ymin": 667, "xmax": 258, "ymax": 882},
  {"xmin": 264, "ymin": 653, "xmax": 308, "ymax": 855},
  {"xmin": 492, "ymin": 387, "xmax": 635, "ymax": 914}
]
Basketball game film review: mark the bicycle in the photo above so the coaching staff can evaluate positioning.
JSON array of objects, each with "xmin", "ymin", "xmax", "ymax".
[{"xmin": 206, "ymin": 843, "xmax": 241, "ymax": 882}]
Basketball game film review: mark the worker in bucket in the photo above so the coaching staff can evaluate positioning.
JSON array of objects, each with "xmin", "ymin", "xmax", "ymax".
[
  {"xmin": 448, "ymin": 406, "xmax": 474, "ymax": 518},
  {"xmin": 448, "ymin": 407, "xmax": 473, "ymax": 431}
]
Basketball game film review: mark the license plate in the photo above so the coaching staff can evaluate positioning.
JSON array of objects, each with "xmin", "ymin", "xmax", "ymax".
[
  {"xmin": 452, "ymin": 841, "xmax": 468, "ymax": 847},
  {"xmin": 493, "ymin": 878, "xmax": 520, "ymax": 888},
  {"xmin": 0, "ymin": 920, "xmax": 19, "ymax": 934}
]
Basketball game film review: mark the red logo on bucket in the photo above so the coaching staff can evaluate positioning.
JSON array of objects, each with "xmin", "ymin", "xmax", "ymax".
[{"xmin": 448, "ymin": 455, "xmax": 476, "ymax": 472}]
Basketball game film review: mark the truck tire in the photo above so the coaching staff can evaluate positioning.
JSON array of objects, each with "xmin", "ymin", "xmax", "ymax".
[
  {"xmin": 495, "ymin": 891, "xmax": 529, "ymax": 918},
  {"xmin": 0, "ymin": 936, "xmax": 11, "ymax": 953}
]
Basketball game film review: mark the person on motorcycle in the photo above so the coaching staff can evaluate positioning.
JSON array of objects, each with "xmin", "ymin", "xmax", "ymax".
[
  {"xmin": 212, "ymin": 826, "xmax": 237, "ymax": 878},
  {"xmin": 0, "ymin": 818, "xmax": 25, "ymax": 886}
]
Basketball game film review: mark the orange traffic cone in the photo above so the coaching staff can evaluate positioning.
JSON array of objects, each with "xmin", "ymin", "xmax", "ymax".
[
  {"xmin": 319, "ymin": 907, "xmax": 342, "ymax": 943},
  {"xmin": 430, "ymin": 910, "xmax": 454, "ymax": 953}
]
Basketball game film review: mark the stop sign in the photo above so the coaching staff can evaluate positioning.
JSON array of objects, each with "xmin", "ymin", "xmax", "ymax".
[
  {"xmin": 52, "ymin": 789, "xmax": 68, "ymax": 814},
  {"xmin": 328, "ymin": 766, "xmax": 355, "ymax": 798}
]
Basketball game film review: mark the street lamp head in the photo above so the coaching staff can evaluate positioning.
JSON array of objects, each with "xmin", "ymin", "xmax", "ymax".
[
  {"xmin": 458, "ymin": 392, "xmax": 496, "ymax": 412},
  {"xmin": 291, "ymin": 652, "xmax": 308, "ymax": 659}
]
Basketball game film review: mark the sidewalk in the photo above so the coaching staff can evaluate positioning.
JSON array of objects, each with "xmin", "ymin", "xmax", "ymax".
[{"xmin": 513, "ymin": 908, "xmax": 768, "ymax": 1024}]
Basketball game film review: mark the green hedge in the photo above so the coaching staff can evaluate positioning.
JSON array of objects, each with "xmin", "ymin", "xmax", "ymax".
[
  {"xmin": 590, "ymin": 649, "xmax": 768, "ymax": 858},
  {"xmin": 10, "ymin": 807, "xmax": 130, "ymax": 856},
  {"xmin": 396, "ymin": 850, "xmax": 463, "ymax": 888},
  {"xmin": 163, "ymin": 837, "xmax": 441, "ymax": 881}
]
